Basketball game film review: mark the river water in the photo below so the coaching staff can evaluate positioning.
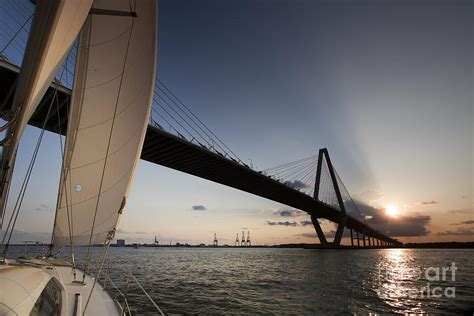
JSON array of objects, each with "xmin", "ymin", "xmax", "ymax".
[{"xmin": 8, "ymin": 246, "xmax": 474, "ymax": 314}]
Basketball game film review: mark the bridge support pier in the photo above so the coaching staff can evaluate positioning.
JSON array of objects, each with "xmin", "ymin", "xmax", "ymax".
[
  {"xmin": 356, "ymin": 231, "xmax": 360, "ymax": 247},
  {"xmin": 362, "ymin": 233, "xmax": 366, "ymax": 247},
  {"xmin": 311, "ymin": 215, "xmax": 328, "ymax": 245},
  {"xmin": 350, "ymin": 229, "xmax": 354, "ymax": 247}
]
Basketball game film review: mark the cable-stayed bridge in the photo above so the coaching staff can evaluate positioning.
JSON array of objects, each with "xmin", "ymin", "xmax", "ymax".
[
  {"xmin": 0, "ymin": 2, "xmax": 401, "ymax": 247},
  {"xmin": 0, "ymin": 59, "xmax": 401, "ymax": 247}
]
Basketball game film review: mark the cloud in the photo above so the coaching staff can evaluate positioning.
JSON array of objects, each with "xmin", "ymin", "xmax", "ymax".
[
  {"xmin": 192, "ymin": 205, "xmax": 207, "ymax": 211},
  {"xmin": 447, "ymin": 208, "xmax": 473, "ymax": 214},
  {"xmin": 353, "ymin": 200, "xmax": 431, "ymax": 237},
  {"xmin": 353, "ymin": 190, "xmax": 383, "ymax": 205},
  {"xmin": 283, "ymin": 180, "xmax": 307, "ymax": 190},
  {"xmin": 451, "ymin": 220, "xmax": 474, "ymax": 226},
  {"xmin": 416, "ymin": 200, "xmax": 438, "ymax": 206},
  {"xmin": 266, "ymin": 221, "xmax": 299, "ymax": 227},
  {"xmin": 437, "ymin": 228, "xmax": 474, "ymax": 236},
  {"xmin": 273, "ymin": 209, "xmax": 305, "ymax": 217},
  {"xmin": 300, "ymin": 220, "xmax": 313, "ymax": 226}
]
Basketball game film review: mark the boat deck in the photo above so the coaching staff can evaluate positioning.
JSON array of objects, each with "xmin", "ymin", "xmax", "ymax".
[{"xmin": 0, "ymin": 257, "xmax": 121, "ymax": 315}]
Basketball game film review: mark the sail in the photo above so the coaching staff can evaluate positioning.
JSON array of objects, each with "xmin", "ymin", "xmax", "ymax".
[
  {"xmin": 52, "ymin": 0, "xmax": 157, "ymax": 246},
  {"xmin": 0, "ymin": 0, "xmax": 93, "ymax": 222}
]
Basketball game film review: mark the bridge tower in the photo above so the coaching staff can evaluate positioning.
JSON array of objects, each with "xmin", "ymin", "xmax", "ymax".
[
  {"xmin": 213, "ymin": 233, "xmax": 218, "ymax": 247},
  {"xmin": 241, "ymin": 231, "xmax": 246, "ymax": 246},
  {"xmin": 312, "ymin": 148, "xmax": 347, "ymax": 247},
  {"xmin": 246, "ymin": 231, "xmax": 251, "ymax": 246},
  {"xmin": 235, "ymin": 233, "xmax": 240, "ymax": 246}
]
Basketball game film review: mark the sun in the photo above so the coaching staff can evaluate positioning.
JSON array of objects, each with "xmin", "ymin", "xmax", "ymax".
[{"xmin": 386, "ymin": 205, "xmax": 398, "ymax": 217}]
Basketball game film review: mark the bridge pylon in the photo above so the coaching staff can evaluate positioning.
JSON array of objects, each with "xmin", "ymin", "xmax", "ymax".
[{"xmin": 312, "ymin": 148, "xmax": 347, "ymax": 247}]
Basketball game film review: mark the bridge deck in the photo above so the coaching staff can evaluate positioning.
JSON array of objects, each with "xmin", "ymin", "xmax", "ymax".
[{"xmin": 0, "ymin": 60, "xmax": 400, "ymax": 245}]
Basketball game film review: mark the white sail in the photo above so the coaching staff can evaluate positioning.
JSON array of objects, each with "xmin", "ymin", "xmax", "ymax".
[
  {"xmin": 0, "ymin": 0, "xmax": 93, "ymax": 222},
  {"xmin": 52, "ymin": 0, "xmax": 157, "ymax": 246}
]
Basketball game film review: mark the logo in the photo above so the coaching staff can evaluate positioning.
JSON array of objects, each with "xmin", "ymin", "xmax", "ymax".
[{"xmin": 377, "ymin": 262, "xmax": 457, "ymax": 299}]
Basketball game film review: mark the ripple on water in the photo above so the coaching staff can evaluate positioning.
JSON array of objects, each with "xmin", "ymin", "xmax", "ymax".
[{"xmin": 5, "ymin": 246, "xmax": 474, "ymax": 314}]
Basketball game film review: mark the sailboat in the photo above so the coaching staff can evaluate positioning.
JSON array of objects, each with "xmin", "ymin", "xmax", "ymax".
[{"xmin": 0, "ymin": 0, "xmax": 161, "ymax": 314}]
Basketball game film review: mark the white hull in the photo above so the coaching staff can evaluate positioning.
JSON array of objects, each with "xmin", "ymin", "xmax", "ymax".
[{"xmin": 0, "ymin": 258, "xmax": 121, "ymax": 315}]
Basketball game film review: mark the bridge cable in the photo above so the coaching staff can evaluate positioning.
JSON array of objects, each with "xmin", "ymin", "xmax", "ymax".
[
  {"xmin": 154, "ymin": 85, "xmax": 236, "ymax": 159},
  {"xmin": 154, "ymin": 94, "xmax": 215, "ymax": 149},
  {"xmin": 156, "ymin": 79, "xmax": 243, "ymax": 163},
  {"xmin": 0, "ymin": 13, "xmax": 32, "ymax": 54}
]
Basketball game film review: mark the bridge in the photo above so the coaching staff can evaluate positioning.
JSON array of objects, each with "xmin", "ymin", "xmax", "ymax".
[{"xmin": 0, "ymin": 59, "xmax": 401, "ymax": 248}]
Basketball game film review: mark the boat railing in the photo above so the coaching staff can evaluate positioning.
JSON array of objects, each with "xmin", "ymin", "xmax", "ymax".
[{"xmin": 102, "ymin": 262, "xmax": 165, "ymax": 316}]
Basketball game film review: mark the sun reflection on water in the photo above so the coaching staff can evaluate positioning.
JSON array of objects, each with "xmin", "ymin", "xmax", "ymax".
[{"xmin": 374, "ymin": 249, "xmax": 427, "ymax": 314}]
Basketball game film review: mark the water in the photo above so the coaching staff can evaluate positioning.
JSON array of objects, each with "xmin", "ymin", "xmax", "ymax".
[{"xmin": 7, "ymin": 246, "xmax": 474, "ymax": 314}]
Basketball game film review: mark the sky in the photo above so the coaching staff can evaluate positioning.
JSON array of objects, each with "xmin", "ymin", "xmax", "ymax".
[{"xmin": 0, "ymin": 0, "xmax": 472, "ymax": 245}]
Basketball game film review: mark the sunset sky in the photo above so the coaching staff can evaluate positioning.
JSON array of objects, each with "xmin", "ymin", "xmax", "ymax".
[{"xmin": 1, "ymin": 0, "xmax": 472, "ymax": 245}]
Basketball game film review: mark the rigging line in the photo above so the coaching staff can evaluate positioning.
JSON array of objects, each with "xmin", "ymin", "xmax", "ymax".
[
  {"xmin": 157, "ymin": 79, "xmax": 243, "ymax": 163},
  {"xmin": 84, "ymin": 15, "xmax": 135, "ymax": 277},
  {"xmin": 85, "ymin": 5, "xmax": 138, "ymax": 306},
  {"xmin": 0, "ymin": 5, "xmax": 67, "ymax": 230},
  {"xmin": 83, "ymin": 235, "xmax": 113, "ymax": 314},
  {"xmin": 155, "ymin": 94, "xmax": 218, "ymax": 150},
  {"xmin": 3, "ymin": 62, "xmax": 66, "ymax": 245},
  {"xmin": 49, "ymin": 62, "xmax": 76, "ymax": 269},
  {"xmin": 155, "ymin": 84, "xmax": 236, "ymax": 160},
  {"xmin": 130, "ymin": 273, "xmax": 165, "ymax": 316},
  {"xmin": 2, "ymin": 84, "xmax": 60, "ymax": 252}
]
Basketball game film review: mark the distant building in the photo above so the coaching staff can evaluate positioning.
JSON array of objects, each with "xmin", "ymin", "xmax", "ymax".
[{"xmin": 116, "ymin": 239, "xmax": 125, "ymax": 246}]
